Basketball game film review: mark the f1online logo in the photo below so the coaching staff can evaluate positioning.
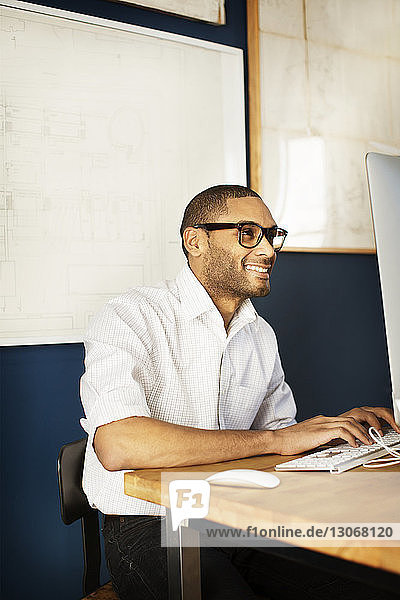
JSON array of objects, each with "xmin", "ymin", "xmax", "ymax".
[{"xmin": 169, "ymin": 480, "xmax": 210, "ymax": 530}]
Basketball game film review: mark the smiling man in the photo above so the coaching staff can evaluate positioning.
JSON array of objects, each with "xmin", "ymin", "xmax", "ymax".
[{"xmin": 80, "ymin": 185, "xmax": 399, "ymax": 600}]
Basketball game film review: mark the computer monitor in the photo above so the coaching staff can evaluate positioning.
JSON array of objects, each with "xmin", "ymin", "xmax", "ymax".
[{"xmin": 366, "ymin": 152, "xmax": 400, "ymax": 425}]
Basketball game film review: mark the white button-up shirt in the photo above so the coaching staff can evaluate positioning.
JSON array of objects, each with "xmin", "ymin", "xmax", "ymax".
[{"xmin": 80, "ymin": 265, "xmax": 296, "ymax": 515}]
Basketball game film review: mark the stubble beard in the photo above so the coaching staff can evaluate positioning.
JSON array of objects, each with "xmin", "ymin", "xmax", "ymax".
[{"xmin": 201, "ymin": 242, "xmax": 271, "ymax": 302}]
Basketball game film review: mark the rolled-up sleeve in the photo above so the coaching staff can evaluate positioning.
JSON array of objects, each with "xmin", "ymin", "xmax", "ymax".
[
  {"xmin": 80, "ymin": 302, "xmax": 153, "ymax": 438},
  {"xmin": 251, "ymin": 352, "xmax": 297, "ymax": 430}
]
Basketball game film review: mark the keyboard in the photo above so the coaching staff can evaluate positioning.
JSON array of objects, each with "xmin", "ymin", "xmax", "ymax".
[{"xmin": 275, "ymin": 429, "xmax": 400, "ymax": 474}]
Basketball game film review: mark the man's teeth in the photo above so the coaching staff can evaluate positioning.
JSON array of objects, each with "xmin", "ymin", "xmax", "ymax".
[{"xmin": 245, "ymin": 265, "xmax": 269, "ymax": 273}]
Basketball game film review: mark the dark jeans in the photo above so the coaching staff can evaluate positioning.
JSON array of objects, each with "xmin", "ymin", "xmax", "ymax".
[{"xmin": 102, "ymin": 515, "xmax": 395, "ymax": 600}]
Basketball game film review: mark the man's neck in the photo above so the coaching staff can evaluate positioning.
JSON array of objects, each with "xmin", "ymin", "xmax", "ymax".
[
  {"xmin": 187, "ymin": 263, "xmax": 243, "ymax": 331},
  {"xmin": 212, "ymin": 295, "xmax": 243, "ymax": 331},
  {"xmin": 188, "ymin": 262, "xmax": 243, "ymax": 331}
]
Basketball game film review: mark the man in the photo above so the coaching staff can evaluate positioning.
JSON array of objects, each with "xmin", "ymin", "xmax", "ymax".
[{"xmin": 80, "ymin": 185, "xmax": 399, "ymax": 600}]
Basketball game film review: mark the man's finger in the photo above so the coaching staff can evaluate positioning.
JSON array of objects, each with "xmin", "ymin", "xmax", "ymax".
[
  {"xmin": 330, "ymin": 420, "xmax": 372, "ymax": 446},
  {"xmin": 352, "ymin": 410, "xmax": 382, "ymax": 434},
  {"xmin": 341, "ymin": 417, "xmax": 375, "ymax": 443},
  {"xmin": 333, "ymin": 427, "xmax": 359, "ymax": 448},
  {"xmin": 346, "ymin": 422, "xmax": 374, "ymax": 445},
  {"xmin": 363, "ymin": 407, "xmax": 400, "ymax": 434},
  {"xmin": 322, "ymin": 415, "xmax": 373, "ymax": 444}
]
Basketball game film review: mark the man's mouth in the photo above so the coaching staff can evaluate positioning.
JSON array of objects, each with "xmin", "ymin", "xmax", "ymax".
[{"xmin": 244, "ymin": 263, "xmax": 271, "ymax": 279}]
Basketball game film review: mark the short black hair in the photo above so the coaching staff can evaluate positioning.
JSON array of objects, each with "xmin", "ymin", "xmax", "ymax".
[{"xmin": 180, "ymin": 184, "xmax": 262, "ymax": 259}]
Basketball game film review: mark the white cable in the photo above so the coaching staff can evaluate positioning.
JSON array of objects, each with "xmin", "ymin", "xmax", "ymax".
[
  {"xmin": 363, "ymin": 426, "xmax": 400, "ymax": 469},
  {"xmin": 369, "ymin": 426, "xmax": 400, "ymax": 456}
]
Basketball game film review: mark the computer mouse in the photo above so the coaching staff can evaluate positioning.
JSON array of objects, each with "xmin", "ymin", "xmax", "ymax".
[{"xmin": 206, "ymin": 469, "xmax": 280, "ymax": 488}]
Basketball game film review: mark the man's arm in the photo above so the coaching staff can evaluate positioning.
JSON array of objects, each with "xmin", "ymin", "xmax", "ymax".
[
  {"xmin": 93, "ymin": 410, "xmax": 399, "ymax": 470},
  {"xmin": 94, "ymin": 417, "xmax": 273, "ymax": 469}
]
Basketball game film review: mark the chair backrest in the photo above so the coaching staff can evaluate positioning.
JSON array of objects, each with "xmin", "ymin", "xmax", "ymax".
[
  {"xmin": 58, "ymin": 438, "xmax": 92, "ymax": 524},
  {"xmin": 58, "ymin": 438, "xmax": 101, "ymax": 595}
]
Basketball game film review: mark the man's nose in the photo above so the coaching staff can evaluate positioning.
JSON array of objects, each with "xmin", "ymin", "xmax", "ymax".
[{"xmin": 254, "ymin": 233, "xmax": 275, "ymax": 258}]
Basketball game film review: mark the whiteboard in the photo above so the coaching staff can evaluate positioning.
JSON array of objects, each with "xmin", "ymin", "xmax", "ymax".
[{"xmin": 0, "ymin": 1, "xmax": 246, "ymax": 345}]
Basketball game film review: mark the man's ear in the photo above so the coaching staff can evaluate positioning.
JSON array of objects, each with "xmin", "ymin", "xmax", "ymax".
[{"xmin": 183, "ymin": 227, "xmax": 206, "ymax": 258}]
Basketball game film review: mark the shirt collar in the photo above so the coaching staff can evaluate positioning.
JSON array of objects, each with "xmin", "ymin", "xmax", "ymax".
[
  {"xmin": 175, "ymin": 264, "xmax": 258, "ymax": 329},
  {"xmin": 175, "ymin": 264, "xmax": 216, "ymax": 320},
  {"xmin": 233, "ymin": 297, "xmax": 258, "ymax": 324}
]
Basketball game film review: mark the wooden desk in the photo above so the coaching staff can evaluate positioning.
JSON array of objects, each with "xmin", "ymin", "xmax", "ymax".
[{"xmin": 124, "ymin": 454, "xmax": 400, "ymax": 597}]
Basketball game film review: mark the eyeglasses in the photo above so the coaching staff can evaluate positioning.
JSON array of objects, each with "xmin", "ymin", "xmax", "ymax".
[{"xmin": 193, "ymin": 222, "xmax": 288, "ymax": 252}]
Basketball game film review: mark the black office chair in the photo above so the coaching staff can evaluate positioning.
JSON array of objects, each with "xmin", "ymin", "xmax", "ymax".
[{"xmin": 57, "ymin": 438, "xmax": 118, "ymax": 600}]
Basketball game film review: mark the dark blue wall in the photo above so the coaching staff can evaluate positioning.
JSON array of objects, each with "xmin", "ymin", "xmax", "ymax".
[
  {"xmin": 253, "ymin": 252, "xmax": 392, "ymax": 418},
  {"xmin": 1, "ymin": 344, "xmax": 87, "ymax": 600},
  {"xmin": 0, "ymin": 1, "xmax": 392, "ymax": 599}
]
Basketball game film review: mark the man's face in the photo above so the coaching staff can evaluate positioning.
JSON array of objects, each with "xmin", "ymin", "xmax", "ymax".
[{"xmin": 200, "ymin": 196, "xmax": 277, "ymax": 301}]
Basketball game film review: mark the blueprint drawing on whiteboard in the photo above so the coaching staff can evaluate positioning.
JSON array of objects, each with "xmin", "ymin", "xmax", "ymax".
[{"xmin": 0, "ymin": 2, "xmax": 246, "ymax": 345}]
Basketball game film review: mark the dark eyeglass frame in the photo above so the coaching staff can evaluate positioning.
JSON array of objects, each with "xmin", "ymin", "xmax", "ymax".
[{"xmin": 193, "ymin": 222, "xmax": 288, "ymax": 252}]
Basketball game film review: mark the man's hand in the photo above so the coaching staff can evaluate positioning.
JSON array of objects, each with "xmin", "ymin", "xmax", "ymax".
[
  {"xmin": 338, "ymin": 406, "xmax": 400, "ymax": 436},
  {"xmin": 271, "ymin": 407, "xmax": 400, "ymax": 456}
]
